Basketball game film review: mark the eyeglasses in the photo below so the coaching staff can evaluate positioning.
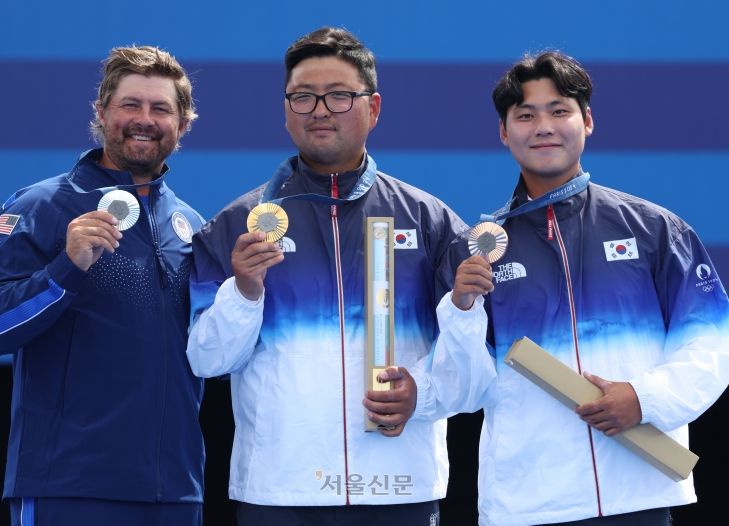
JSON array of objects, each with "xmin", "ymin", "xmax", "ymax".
[{"xmin": 285, "ymin": 91, "xmax": 371, "ymax": 114}]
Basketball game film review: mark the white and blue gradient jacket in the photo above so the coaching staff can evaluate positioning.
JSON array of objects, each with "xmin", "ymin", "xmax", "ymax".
[
  {"xmin": 186, "ymin": 155, "xmax": 466, "ymax": 505},
  {"xmin": 429, "ymin": 176, "xmax": 729, "ymax": 526}
]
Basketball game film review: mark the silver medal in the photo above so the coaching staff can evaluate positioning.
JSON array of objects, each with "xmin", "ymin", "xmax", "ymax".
[{"xmin": 98, "ymin": 190, "xmax": 140, "ymax": 231}]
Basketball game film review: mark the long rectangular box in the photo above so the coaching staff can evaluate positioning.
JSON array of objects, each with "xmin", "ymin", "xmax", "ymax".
[
  {"xmin": 503, "ymin": 337, "xmax": 699, "ymax": 481},
  {"xmin": 364, "ymin": 217, "xmax": 396, "ymax": 431}
]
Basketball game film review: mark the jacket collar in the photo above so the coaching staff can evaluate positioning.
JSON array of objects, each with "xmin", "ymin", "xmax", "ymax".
[
  {"xmin": 510, "ymin": 169, "xmax": 588, "ymax": 223},
  {"xmin": 288, "ymin": 152, "xmax": 368, "ymax": 199},
  {"xmin": 67, "ymin": 148, "xmax": 170, "ymax": 195}
]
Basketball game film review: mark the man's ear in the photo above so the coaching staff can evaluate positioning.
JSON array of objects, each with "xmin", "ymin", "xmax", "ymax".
[
  {"xmin": 368, "ymin": 92, "xmax": 381, "ymax": 131},
  {"xmin": 499, "ymin": 119, "xmax": 509, "ymax": 146},
  {"xmin": 96, "ymin": 102, "xmax": 106, "ymax": 128},
  {"xmin": 584, "ymin": 107, "xmax": 594, "ymax": 137},
  {"xmin": 178, "ymin": 119, "xmax": 189, "ymax": 137},
  {"xmin": 284, "ymin": 98, "xmax": 290, "ymax": 134}
]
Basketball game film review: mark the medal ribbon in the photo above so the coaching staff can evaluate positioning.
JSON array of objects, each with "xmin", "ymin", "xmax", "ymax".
[
  {"xmin": 66, "ymin": 174, "xmax": 166, "ymax": 196},
  {"xmin": 480, "ymin": 172, "xmax": 590, "ymax": 225},
  {"xmin": 259, "ymin": 155, "xmax": 377, "ymax": 206}
]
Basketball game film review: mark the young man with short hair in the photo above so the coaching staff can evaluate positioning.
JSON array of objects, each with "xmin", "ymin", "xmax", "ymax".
[
  {"xmin": 431, "ymin": 52, "xmax": 729, "ymax": 525},
  {"xmin": 186, "ymin": 27, "xmax": 465, "ymax": 526}
]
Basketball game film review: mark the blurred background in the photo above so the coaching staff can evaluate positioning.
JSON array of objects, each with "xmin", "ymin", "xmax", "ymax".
[{"xmin": 1, "ymin": 1, "xmax": 727, "ymax": 524}]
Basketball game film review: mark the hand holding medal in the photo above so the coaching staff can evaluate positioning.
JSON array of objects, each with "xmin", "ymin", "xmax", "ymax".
[
  {"xmin": 451, "ymin": 222, "xmax": 507, "ymax": 311},
  {"xmin": 229, "ymin": 203, "xmax": 288, "ymax": 301}
]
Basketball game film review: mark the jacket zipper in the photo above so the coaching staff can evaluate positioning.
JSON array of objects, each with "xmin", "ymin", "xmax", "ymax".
[
  {"xmin": 549, "ymin": 204, "xmax": 603, "ymax": 517},
  {"xmin": 149, "ymin": 187, "xmax": 169, "ymax": 501},
  {"xmin": 330, "ymin": 174, "xmax": 350, "ymax": 505}
]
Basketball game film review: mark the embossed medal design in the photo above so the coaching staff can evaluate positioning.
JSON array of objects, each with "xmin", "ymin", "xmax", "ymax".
[
  {"xmin": 247, "ymin": 203, "xmax": 289, "ymax": 242},
  {"xmin": 468, "ymin": 222, "xmax": 509, "ymax": 263},
  {"xmin": 97, "ymin": 190, "xmax": 140, "ymax": 231}
]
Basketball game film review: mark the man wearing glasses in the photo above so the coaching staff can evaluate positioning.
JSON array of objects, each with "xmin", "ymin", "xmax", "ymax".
[{"xmin": 186, "ymin": 27, "xmax": 465, "ymax": 525}]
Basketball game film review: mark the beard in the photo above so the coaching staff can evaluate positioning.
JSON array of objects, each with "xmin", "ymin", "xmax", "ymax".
[{"xmin": 102, "ymin": 124, "xmax": 178, "ymax": 178}]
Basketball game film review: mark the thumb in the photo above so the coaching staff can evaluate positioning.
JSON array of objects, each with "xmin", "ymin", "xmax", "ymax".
[
  {"xmin": 584, "ymin": 371, "xmax": 610, "ymax": 392},
  {"xmin": 378, "ymin": 366, "xmax": 405, "ymax": 382}
]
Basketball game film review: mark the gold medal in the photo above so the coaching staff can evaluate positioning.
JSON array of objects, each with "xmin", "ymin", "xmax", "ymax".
[
  {"xmin": 469, "ymin": 222, "xmax": 508, "ymax": 263},
  {"xmin": 247, "ymin": 203, "xmax": 289, "ymax": 242}
]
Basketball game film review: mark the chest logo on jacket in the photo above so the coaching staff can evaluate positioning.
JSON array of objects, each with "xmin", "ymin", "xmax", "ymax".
[
  {"xmin": 171, "ymin": 212, "xmax": 193, "ymax": 243},
  {"xmin": 393, "ymin": 229, "xmax": 418, "ymax": 249},
  {"xmin": 493, "ymin": 262, "xmax": 527, "ymax": 283},
  {"xmin": 277, "ymin": 236, "xmax": 296, "ymax": 252},
  {"xmin": 603, "ymin": 237, "xmax": 639, "ymax": 261}
]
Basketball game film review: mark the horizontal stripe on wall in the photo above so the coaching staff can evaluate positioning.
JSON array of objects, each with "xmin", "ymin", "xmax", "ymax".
[
  {"xmin": 2, "ymin": 62, "xmax": 728, "ymax": 151},
  {"xmin": 1, "ymin": 150, "xmax": 727, "ymax": 243}
]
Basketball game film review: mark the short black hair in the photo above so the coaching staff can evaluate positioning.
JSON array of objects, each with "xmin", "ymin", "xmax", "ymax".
[
  {"xmin": 284, "ymin": 27, "xmax": 377, "ymax": 93},
  {"xmin": 492, "ymin": 51, "xmax": 592, "ymax": 127}
]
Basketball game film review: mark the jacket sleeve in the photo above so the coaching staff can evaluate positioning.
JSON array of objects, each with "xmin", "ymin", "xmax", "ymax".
[
  {"xmin": 186, "ymin": 231, "xmax": 264, "ymax": 378},
  {"xmin": 0, "ymin": 193, "xmax": 87, "ymax": 355},
  {"xmin": 628, "ymin": 226, "xmax": 729, "ymax": 432},
  {"xmin": 410, "ymin": 292, "xmax": 498, "ymax": 421},
  {"xmin": 410, "ymin": 221, "xmax": 498, "ymax": 421}
]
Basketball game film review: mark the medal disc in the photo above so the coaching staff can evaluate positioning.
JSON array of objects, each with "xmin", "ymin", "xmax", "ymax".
[
  {"xmin": 468, "ymin": 222, "xmax": 508, "ymax": 263},
  {"xmin": 98, "ymin": 190, "xmax": 140, "ymax": 231},
  {"xmin": 247, "ymin": 203, "xmax": 289, "ymax": 242}
]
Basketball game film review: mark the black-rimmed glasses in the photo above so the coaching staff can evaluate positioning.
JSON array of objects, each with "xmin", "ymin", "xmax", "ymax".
[{"xmin": 285, "ymin": 91, "xmax": 371, "ymax": 114}]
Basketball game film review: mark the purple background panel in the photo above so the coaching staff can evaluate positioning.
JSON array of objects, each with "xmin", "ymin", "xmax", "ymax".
[{"xmin": 2, "ymin": 61, "xmax": 727, "ymax": 151}]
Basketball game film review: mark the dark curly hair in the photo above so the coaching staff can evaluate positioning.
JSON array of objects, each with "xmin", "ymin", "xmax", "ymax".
[
  {"xmin": 284, "ymin": 27, "xmax": 377, "ymax": 93},
  {"xmin": 493, "ymin": 51, "xmax": 592, "ymax": 128}
]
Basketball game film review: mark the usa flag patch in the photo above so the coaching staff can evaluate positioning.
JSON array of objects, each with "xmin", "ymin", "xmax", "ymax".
[
  {"xmin": 603, "ymin": 237, "xmax": 639, "ymax": 261},
  {"xmin": 0, "ymin": 214, "xmax": 20, "ymax": 235}
]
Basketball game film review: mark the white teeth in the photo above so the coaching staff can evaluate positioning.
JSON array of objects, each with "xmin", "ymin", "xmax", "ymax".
[{"xmin": 131, "ymin": 135, "xmax": 152, "ymax": 141}]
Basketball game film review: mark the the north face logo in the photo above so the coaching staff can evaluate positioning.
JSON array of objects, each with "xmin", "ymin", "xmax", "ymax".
[{"xmin": 493, "ymin": 262, "xmax": 527, "ymax": 283}]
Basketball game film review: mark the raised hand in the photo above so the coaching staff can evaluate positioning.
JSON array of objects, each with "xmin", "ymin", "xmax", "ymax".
[
  {"xmin": 231, "ymin": 231, "xmax": 284, "ymax": 301},
  {"xmin": 451, "ymin": 254, "xmax": 494, "ymax": 311},
  {"xmin": 65, "ymin": 211, "xmax": 123, "ymax": 271}
]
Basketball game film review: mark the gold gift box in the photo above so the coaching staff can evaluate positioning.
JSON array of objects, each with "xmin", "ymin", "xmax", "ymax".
[{"xmin": 504, "ymin": 336, "xmax": 699, "ymax": 481}]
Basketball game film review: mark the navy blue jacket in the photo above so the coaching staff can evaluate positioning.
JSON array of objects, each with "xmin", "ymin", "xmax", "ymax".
[{"xmin": 0, "ymin": 149, "xmax": 205, "ymax": 503}]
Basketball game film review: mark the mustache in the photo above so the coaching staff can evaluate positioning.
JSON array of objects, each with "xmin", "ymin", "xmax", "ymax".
[{"xmin": 123, "ymin": 125, "xmax": 162, "ymax": 140}]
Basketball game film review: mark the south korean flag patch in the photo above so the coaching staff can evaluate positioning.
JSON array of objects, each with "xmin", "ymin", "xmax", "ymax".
[
  {"xmin": 393, "ymin": 229, "xmax": 418, "ymax": 249},
  {"xmin": 603, "ymin": 237, "xmax": 639, "ymax": 261},
  {"xmin": 0, "ymin": 214, "xmax": 20, "ymax": 236}
]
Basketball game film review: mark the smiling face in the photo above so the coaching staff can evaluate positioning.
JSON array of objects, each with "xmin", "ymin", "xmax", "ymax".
[
  {"xmin": 284, "ymin": 56, "xmax": 380, "ymax": 174},
  {"xmin": 500, "ymin": 78, "xmax": 593, "ymax": 197},
  {"xmin": 96, "ymin": 73, "xmax": 187, "ymax": 181}
]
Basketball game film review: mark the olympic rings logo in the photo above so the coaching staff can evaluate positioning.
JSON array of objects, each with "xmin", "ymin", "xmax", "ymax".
[{"xmin": 703, "ymin": 285, "xmax": 714, "ymax": 292}]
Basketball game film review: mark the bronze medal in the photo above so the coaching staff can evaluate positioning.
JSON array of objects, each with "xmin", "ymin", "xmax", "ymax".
[{"xmin": 468, "ymin": 222, "xmax": 508, "ymax": 263}]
